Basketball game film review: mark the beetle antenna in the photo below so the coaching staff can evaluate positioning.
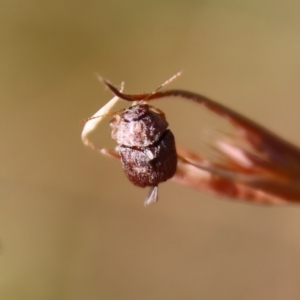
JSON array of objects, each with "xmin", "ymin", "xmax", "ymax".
[{"xmin": 81, "ymin": 108, "xmax": 125, "ymax": 123}]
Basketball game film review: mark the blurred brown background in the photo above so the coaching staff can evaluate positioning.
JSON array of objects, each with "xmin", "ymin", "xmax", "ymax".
[{"xmin": 1, "ymin": 1, "xmax": 300, "ymax": 299}]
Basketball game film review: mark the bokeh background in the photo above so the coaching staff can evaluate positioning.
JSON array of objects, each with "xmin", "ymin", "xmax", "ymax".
[{"xmin": 2, "ymin": 1, "xmax": 300, "ymax": 299}]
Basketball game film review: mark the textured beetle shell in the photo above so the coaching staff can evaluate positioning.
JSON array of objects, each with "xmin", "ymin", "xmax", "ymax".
[
  {"xmin": 111, "ymin": 104, "xmax": 169, "ymax": 147},
  {"xmin": 111, "ymin": 104, "xmax": 177, "ymax": 187},
  {"xmin": 119, "ymin": 130, "xmax": 177, "ymax": 187}
]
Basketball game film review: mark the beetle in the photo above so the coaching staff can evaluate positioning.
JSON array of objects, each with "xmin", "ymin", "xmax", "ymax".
[
  {"xmin": 110, "ymin": 102, "xmax": 177, "ymax": 205},
  {"xmin": 82, "ymin": 73, "xmax": 300, "ymax": 205},
  {"xmin": 82, "ymin": 73, "xmax": 180, "ymax": 205}
]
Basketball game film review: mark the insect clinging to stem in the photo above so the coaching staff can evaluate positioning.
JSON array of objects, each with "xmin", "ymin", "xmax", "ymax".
[
  {"xmin": 82, "ymin": 72, "xmax": 300, "ymax": 205},
  {"xmin": 82, "ymin": 72, "xmax": 181, "ymax": 205}
]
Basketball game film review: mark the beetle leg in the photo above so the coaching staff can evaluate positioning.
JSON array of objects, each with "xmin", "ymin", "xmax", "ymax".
[
  {"xmin": 100, "ymin": 148, "xmax": 120, "ymax": 159},
  {"xmin": 110, "ymin": 114, "xmax": 122, "ymax": 141},
  {"xmin": 144, "ymin": 186, "xmax": 158, "ymax": 206}
]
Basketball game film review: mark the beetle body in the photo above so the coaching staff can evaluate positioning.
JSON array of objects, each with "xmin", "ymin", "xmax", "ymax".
[{"xmin": 111, "ymin": 104, "xmax": 177, "ymax": 188}]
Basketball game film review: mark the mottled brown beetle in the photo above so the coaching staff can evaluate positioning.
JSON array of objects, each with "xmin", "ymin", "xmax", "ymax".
[
  {"xmin": 112, "ymin": 103, "xmax": 177, "ymax": 204},
  {"xmin": 82, "ymin": 73, "xmax": 181, "ymax": 205}
]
